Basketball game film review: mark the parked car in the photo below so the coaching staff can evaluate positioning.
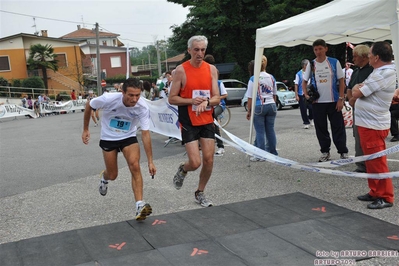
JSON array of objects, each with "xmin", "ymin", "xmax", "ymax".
[
  {"xmin": 241, "ymin": 81, "xmax": 299, "ymax": 111},
  {"xmin": 220, "ymin": 79, "xmax": 247, "ymax": 103}
]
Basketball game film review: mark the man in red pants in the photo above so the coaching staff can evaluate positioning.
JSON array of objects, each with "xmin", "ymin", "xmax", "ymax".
[{"xmin": 350, "ymin": 41, "xmax": 396, "ymax": 209}]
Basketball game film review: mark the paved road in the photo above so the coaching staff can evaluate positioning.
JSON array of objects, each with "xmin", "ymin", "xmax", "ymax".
[{"xmin": 1, "ymin": 105, "xmax": 398, "ymax": 266}]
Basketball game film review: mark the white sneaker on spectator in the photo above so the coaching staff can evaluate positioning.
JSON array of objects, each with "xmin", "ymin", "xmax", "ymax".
[
  {"xmin": 303, "ymin": 124, "xmax": 310, "ymax": 129},
  {"xmin": 215, "ymin": 148, "xmax": 225, "ymax": 156}
]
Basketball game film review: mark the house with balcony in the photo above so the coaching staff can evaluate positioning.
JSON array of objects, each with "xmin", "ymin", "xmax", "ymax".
[
  {"xmin": 61, "ymin": 26, "xmax": 129, "ymax": 79},
  {"xmin": 0, "ymin": 31, "xmax": 85, "ymax": 96}
]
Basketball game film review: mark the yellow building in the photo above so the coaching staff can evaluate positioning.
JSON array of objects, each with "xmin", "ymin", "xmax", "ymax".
[{"xmin": 0, "ymin": 32, "xmax": 86, "ymax": 97}]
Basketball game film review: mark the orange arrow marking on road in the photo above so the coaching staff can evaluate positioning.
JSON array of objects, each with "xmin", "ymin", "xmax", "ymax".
[
  {"xmin": 152, "ymin": 219, "xmax": 167, "ymax": 225},
  {"xmin": 312, "ymin": 206, "xmax": 326, "ymax": 212},
  {"xmin": 191, "ymin": 248, "xmax": 208, "ymax": 256},
  {"xmin": 109, "ymin": 242, "xmax": 126, "ymax": 250},
  {"xmin": 387, "ymin": 235, "xmax": 399, "ymax": 240}
]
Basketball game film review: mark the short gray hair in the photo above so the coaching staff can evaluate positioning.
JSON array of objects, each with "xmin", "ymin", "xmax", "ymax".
[
  {"xmin": 187, "ymin": 35, "xmax": 208, "ymax": 48},
  {"xmin": 301, "ymin": 59, "xmax": 309, "ymax": 68}
]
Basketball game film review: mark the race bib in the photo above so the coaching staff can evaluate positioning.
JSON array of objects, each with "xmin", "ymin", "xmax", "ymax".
[
  {"xmin": 192, "ymin": 90, "xmax": 211, "ymax": 111},
  {"xmin": 109, "ymin": 117, "xmax": 131, "ymax": 133}
]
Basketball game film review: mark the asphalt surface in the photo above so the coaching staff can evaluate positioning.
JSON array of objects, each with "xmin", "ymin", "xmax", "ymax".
[{"xmin": 1, "ymin": 104, "xmax": 399, "ymax": 265}]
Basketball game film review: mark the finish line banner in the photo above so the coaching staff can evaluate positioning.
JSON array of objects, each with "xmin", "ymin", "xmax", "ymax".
[{"xmin": 145, "ymin": 98, "xmax": 182, "ymax": 140}]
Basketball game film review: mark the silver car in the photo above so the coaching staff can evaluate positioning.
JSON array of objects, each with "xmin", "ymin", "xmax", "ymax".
[
  {"xmin": 220, "ymin": 79, "xmax": 247, "ymax": 102},
  {"xmin": 241, "ymin": 81, "xmax": 299, "ymax": 110}
]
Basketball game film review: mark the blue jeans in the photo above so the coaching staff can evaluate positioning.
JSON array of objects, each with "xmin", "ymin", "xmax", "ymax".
[{"xmin": 253, "ymin": 103, "xmax": 278, "ymax": 155}]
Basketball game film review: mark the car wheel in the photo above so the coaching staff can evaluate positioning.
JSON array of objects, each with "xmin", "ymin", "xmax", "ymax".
[
  {"xmin": 292, "ymin": 104, "xmax": 299, "ymax": 109},
  {"xmin": 244, "ymin": 102, "xmax": 248, "ymax": 111},
  {"xmin": 276, "ymin": 100, "xmax": 282, "ymax": 110}
]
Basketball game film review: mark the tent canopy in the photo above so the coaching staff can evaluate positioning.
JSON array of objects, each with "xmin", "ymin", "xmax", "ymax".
[
  {"xmin": 256, "ymin": 0, "xmax": 398, "ymax": 48},
  {"xmin": 248, "ymin": 0, "xmax": 399, "ymax": 143}
]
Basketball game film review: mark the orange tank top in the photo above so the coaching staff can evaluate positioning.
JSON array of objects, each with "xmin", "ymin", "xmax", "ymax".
[{"xmin": 179, "ymin": 61, "xmax": 213, "ymax": 126}]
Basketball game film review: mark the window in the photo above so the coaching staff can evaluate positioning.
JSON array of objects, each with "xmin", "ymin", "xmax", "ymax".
[
  {"xmin": 0, "ymin": 56, "xmax": 11, "ymax": 71},
  {"xmin": 110, "ymin": 56, "xmax": 121, "ymax": 68},
  {"xmin": 56, "ymin": 53, "xmax": 67, "ymax": 68}
]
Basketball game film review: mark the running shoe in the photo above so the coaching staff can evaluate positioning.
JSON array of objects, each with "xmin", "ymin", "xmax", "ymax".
[
  {"xmin": 303, "ymin": 124, "xmax": 310, "ymax": 129},
  {"xmin": 340, "ymin": 153, "xmax": 348, "ymax": 159},
  {"xmin": 318, "ymin": 152, "xmax": 330, "ymax": 162},
  {"xmin": 215, "ymin": 148, "xmax": 225, "ymax": 156},
  {"xmin": 99, "ymin": 170, "xmax": 108, "ymax": 196},
  {"xmin": 173, "ymin": 162, "xmax": 187, "ymax": 189},
  {"xmin": 135, "ymin": 202, "xmax": 152, "ymax": 221},
  {"xmin": 195, "ymin": 191, "xmax": 213, "ymax": 207}
]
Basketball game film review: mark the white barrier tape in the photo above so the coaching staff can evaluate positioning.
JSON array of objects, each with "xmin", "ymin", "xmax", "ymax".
[
  {"xmin": 306, "ymin": 144, "xmax": 399, "ymax": 168},
  {"xmin": 216, "ymin": 123, "xmax": 399, "ymax": 179}
]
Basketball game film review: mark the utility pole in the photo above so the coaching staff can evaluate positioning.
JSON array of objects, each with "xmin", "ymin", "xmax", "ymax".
[
  {"xmin": 95, "ymin": 22, "xmax": 102, "ymax": 95},
  {"xmin": 156, "ymin": 41, "xmax": 162, "ymax": 77},
  {"xmin": 148, "ymin": 52, "xmax": 151, "ymax": 76}
]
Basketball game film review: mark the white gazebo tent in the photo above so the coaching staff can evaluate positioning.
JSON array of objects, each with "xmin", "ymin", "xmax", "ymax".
[{"xmin": 249, "ymin": 0, "xmax": 399, "ymax": 142}]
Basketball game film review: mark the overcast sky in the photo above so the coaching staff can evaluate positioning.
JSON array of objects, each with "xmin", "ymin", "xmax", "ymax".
[{"xmin": 0, "ymin": 0, "xmax": 189, "ymax": 48}]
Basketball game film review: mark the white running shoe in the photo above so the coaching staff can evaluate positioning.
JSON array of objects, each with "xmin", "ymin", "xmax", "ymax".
[
  {"xmin": 195, "ymin": 191, "xmax": 213, "ymax": 207},
  {"xmin": 215, "ymin": 148, "xmax": 225, "ymax": 156},
  {"xmin": 303, "ymin": 124, "xmax": 310, "ymax": 129},
  {"xmin": 98, "ymin": 171, "xmax": 108, "ymax": 196},
  {"xmin": 135, "ymin": 202, "xmax": 152, "ymax": 221}
]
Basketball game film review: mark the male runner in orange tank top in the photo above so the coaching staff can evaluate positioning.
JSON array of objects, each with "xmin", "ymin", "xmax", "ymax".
[{"xmin": 169, "ymin": 35, "xmax": 220, "ymax": 207}]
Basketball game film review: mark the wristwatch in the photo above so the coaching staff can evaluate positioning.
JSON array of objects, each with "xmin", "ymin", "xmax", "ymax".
[{"xmin": 339, "ymin": 96, "xmax": 344, "ymax": 101}]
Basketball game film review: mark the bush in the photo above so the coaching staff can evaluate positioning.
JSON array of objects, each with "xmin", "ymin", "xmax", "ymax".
[
  {"xmin": 11, "ymin": 79, "xmax": 22, "ymax": 87},
  {"xmin": 0, "ymin": 77, "xmax": 8, "ymax": 86},
  {"xmin": 22, "ymin": 76, "xmax": 45, "ymax": 88}
]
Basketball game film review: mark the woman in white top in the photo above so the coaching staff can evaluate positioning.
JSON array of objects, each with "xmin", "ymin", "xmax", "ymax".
[{"xmin": 245, "ymin": 56, "xmax": 278, "ymax": 159}]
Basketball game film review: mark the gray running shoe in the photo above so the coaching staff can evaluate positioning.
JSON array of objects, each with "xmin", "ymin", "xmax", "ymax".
[
  {"xmin": 340, "ymin": 153, "xmax": 348, "ymax": 159},
  {"xmin": 135, "ymin": 202, "xmax": 152, "ymax": 221},
  {"xmin": 319, "ymin": 152, "xmax": 330, "ymax": 162},
  {"xmin": 173, "ymin": 162, "xmax": 187, "ymax": 190},
  {"xmin": 99, "ymin": 170, "xmax": 108, "ymax": 196},
  {"xmin": 195, "ymin": 191, "xmax": 213, "ymax": 207}
]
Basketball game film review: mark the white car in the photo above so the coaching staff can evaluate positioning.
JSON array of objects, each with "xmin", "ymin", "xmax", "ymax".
[
  {"xmin": 220, "ymin": 79, "xmax": 247, "ymax": 103},
  {"xmin": 241, "ymin": 81, "xmax": 299, "ymax": 110}
]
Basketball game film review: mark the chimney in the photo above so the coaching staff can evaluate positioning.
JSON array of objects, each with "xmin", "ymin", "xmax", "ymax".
[
  {"xmin": 41, "ymin": 30, "xmax": 48, "ymax": 37},
  {"xmin": 77, "ymin": 25, "xmax": 81, "ymax": 30}
]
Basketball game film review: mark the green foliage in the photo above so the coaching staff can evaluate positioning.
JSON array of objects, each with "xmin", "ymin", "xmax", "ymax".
[
  {"xmin": 11, "ymin": 79, "xmax": 22, "ymax": 87},
  {"xmin": 22, "ymin": 76, "xmax": 45, "ymax": 88},
  {"xmin": 0, "ymin": 76, "xmax": 8, "ymax": 86},
  {"xmin": 167, "ymin": 0, "xmax": 333, "ymax": 81},
  {"xmin": 27, "ymin": 44, "xmax": 58, "ymax": 90}
]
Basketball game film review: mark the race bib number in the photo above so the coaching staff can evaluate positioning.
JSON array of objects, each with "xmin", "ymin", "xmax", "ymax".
[
  {"xmin": 109, "ymin": 117, "xmax": 131, "ymax": 133},
  {"xmin": 192, "ymin": 90, "xmax": 211, "ymax": 111}
]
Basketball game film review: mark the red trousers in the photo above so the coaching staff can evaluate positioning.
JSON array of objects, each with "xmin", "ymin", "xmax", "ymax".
[{"xmin": 358, "ymin": 126, "xmax": 394, "ymax": 203}]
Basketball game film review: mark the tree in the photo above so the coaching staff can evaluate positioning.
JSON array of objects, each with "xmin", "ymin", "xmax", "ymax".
[
  {"xmin": 167, "ymin": 0, "xmax": 334, "ymax": 82},
  {"xmin": 27, "ymin": 44, "xmax": 58, "ymax": 93}
]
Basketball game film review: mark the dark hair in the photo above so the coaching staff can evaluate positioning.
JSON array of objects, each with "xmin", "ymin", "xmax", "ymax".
[
  {"xmin": 312, "ymin": 39, "xmax": 327, "ymax": 48},
  {"xmin": 122, "ymin": 78, "xmax": 142, "ymax": 92},
  {"xmin": 143, "ymin": 81, "xmax": 151, "ymax": 92},
  {"xmin": 371, "ymin": 41, "xmax": 393, "ymax": 63},
  {"xmin": 204, "ymin": 54, "xmax": 215, "ymax": 64}
]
